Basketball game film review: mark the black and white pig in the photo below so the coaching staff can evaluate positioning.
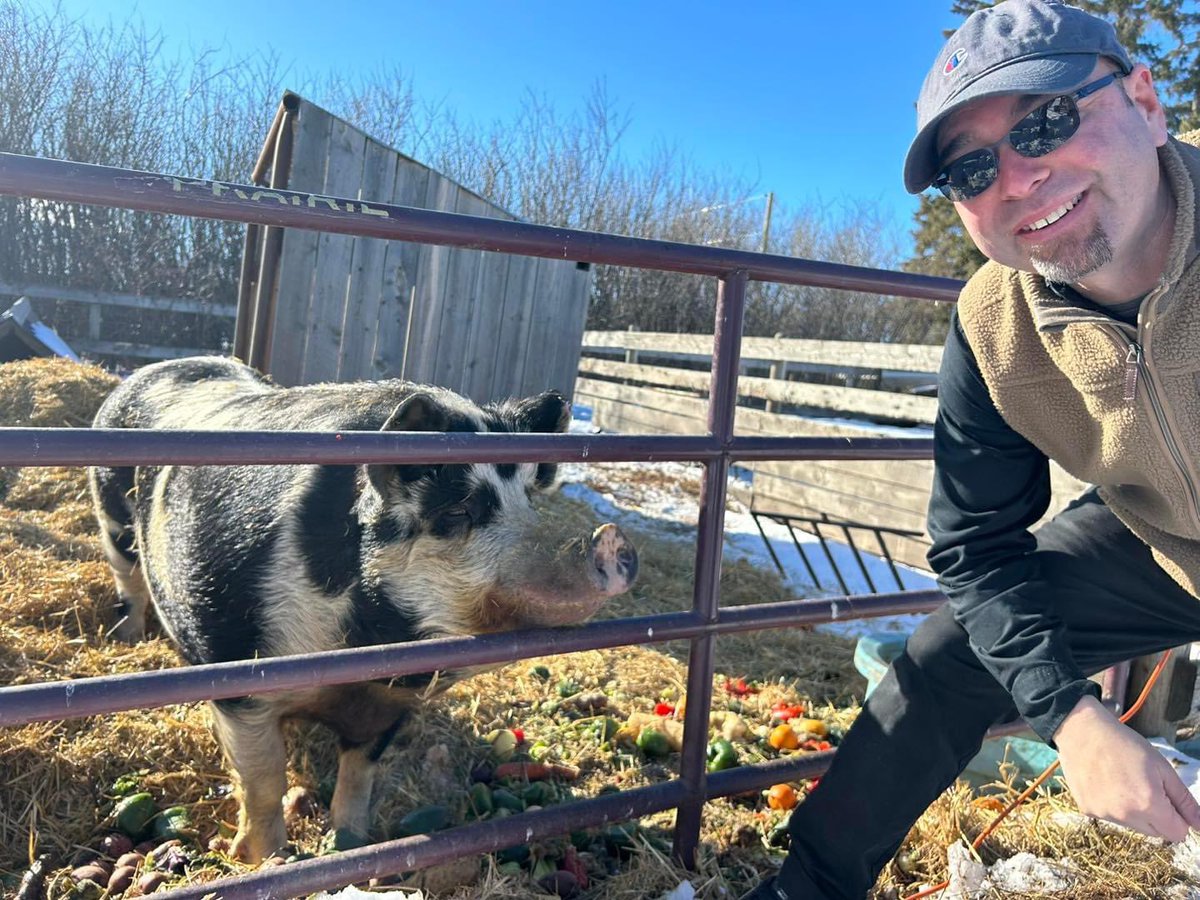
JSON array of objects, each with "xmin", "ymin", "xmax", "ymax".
[{"xmin": 87, "ymin": 356, "xmax": 638, "ymax": 862}]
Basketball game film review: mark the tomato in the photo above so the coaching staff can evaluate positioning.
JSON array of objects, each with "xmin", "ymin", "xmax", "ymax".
[{"xmin": 653, "ymin": 702, "xmax": 676, "ymax": 717}]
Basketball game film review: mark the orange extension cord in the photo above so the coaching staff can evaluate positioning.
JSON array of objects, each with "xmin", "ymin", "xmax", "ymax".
[{"xmin": 907, "ymin": 649, "xmax": 1175, "ymax": 900}]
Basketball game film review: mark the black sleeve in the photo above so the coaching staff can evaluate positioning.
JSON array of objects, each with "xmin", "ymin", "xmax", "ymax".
[{"xmin": 926, "ymin": 309, "xmax": 1101, "ymax": 745}]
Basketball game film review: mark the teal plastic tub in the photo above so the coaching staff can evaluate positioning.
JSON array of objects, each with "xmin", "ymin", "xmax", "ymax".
[{"xmin": 854, "ymin": 632, "xmax": 1060, "ymax": 788}]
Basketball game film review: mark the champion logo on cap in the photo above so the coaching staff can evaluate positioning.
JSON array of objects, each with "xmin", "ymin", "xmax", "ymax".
[{"xmin": 943, "ymin": 48, "xmax": 968, "ymax": 75}]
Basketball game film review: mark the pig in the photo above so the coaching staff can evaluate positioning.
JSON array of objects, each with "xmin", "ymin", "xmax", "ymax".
[{"xmin": 87, "ymin": 356, "xmax": 638, "ymax": 862}]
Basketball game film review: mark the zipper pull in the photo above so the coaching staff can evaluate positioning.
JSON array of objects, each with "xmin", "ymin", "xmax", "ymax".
[{"xmin": 1124, "ymin": 342, "xmax": 1142, "ymax": 402}]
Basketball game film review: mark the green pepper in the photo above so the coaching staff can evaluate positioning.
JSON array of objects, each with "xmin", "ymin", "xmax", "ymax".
[
  {"xmin": 636, "ymin": 727, "xmax": 671, "ymax": 759},
  {"xmin": 706, "ymin": 737, "xmax": 738, "ymax": 772}
]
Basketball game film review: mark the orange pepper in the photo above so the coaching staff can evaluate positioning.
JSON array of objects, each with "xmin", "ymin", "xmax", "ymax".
[
  {"xmin": 768, "ymin": 723, "xmax": 800, "ymax": 751},
  {"xmin": 766, "ymin": 783, "xmax": 798, "ymax": 810}
]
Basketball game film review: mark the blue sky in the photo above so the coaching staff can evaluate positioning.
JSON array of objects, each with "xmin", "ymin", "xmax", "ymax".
[{"xmin": 32, "ymin": 1, "xmax": 962, "ymax": 243}]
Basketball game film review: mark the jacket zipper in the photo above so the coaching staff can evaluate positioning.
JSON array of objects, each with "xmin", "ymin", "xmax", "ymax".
[{"xmin": 1108, "ymin": 324, "xmax": 1200, "ymax": 527}]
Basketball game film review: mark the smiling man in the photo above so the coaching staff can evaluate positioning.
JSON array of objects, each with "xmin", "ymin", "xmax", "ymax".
[{"xmin": 741, "ymin": 2, "xmax": 1200, "ymax": 899}]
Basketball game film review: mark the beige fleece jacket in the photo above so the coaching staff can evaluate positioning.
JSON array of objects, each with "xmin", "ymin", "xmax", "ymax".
[{"xmin": 957, "ymin": 133, "xmax": 1200, "ymax": 597}]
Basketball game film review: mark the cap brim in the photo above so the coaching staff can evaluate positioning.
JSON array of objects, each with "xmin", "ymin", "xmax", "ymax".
[{"xmin": 903, "ymin": 54, "xmax": 1098, "ymax": 194}]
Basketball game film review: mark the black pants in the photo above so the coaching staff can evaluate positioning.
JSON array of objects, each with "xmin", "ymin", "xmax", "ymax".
[{"xmin": 778, "ymin": 490, "xmax": 1200, "ymax": 899}]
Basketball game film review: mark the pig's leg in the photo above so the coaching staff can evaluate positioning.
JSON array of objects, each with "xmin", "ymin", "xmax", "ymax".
[
  {"xmin": 212, "ymin": 700, "xmax": 289, "ymax": 862},
  {"xmin": 90, "ymin": 466, "xmax": 151, "ymax": 642},
  {"xmin": 330, "ymin": 717, "xmax": 408, "ymax": 837},
  {"xmin": 330, "ymin": 743, "xmax": 377, "ymax": 837}
]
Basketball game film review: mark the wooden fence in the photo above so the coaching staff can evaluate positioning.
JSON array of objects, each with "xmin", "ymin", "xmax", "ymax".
[
  {"xmin": 246, "ymin": 94, "xmax": 593, "ymax": 403},
  {"xmin": 0, "ymin": 280, "xmax": 236, "ymax": 362},
  {"xmin": 577, "ymin": 330, "xmax": 1088, "ymax": 572}
]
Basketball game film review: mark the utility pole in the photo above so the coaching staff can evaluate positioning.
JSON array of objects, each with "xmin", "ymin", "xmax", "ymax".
[{"xmin": 759, "ymin": 191, "xmax": 775, "ymax": 253}]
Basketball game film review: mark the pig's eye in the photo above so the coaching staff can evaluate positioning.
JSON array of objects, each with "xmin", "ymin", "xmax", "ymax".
[{"xmin": 436, "ymin": 505, "xmax": 472, "ymax": 527}]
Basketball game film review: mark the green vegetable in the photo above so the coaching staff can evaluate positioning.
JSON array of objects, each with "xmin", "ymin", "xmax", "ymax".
[
  {"xmin": 153, "ymin": 805, "xmax": 194, "ymax": 840},
  {"xmin": 487, "ymin": 729, "xmax": 518, "ymax": 761},
  {"xmin": 321, "ymin": 828, "xmax": 369, "ymax": 852},
  {"xmin": 113, "ymin": 792, "xmax": 158, "ymax": 839},
  {"xmin": 706, "ymin": 738, "xmax": 739, "ymax": 772},
  {"xmin": 636, "ymin": 727, "xmax": 671, "ymax": 759},
  {"xmin": 530, "ymin": 664, "xmax": 552, "ymax": 681},
  {"xmin": 490, "ymin": 787, "xmax": 526, "ymax": 813},
  {"xmin": 556, "ymin": 678, "xmax": 581, "ymax": 698},
  {"xmin": 521, "ymin": 781, "xmax": 557, "ymax": 806},
  {"xmin": 393, "ymin": 804, "xmax": 453, "ymax": 837},
  {"xmin": 467, "ymin": 783, "xmax": 494, "ymax": 817}
]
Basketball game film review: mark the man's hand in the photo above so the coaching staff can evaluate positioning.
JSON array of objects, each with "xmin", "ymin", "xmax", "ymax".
[{"xmin": 1053, "ymin": 695, "xmax": 1200, "ymax": 842}]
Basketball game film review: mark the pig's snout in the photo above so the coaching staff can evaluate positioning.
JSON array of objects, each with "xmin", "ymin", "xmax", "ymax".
[{"xmin": 588, "ymin": 523, "xmax": 639, "ymax": 597}]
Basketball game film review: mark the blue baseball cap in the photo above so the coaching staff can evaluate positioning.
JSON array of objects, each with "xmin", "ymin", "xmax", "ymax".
[{"xmin": 903, "ymin": 0, "xmax": 1133, "ymax": 194}]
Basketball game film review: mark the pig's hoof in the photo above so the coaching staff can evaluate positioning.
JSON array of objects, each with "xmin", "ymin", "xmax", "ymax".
[{"xmin": 590, "ymin": 524, "xmax": 639, "ymax": 595}]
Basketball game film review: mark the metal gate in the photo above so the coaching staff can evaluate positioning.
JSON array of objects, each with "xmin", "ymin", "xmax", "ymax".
[{"xmin": 0, "ymin": 150, "xmax": 960, "ymax": 899}]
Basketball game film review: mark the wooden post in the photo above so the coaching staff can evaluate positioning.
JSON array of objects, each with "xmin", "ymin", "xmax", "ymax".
[
  {"xmin": 1125, "ymin": 645, "xmax": 1197, "ymax": 741},
  {"xmin": 765, "ymin": 332, "xmax": 785, "ymax": 414},
  {"xmin": 624, "ymin": 325, "xmax": 638, "ymax": 385}
]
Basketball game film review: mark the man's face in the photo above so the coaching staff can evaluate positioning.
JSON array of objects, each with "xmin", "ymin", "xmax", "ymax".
[{"xmin": 936, "ymin": 63, "xmax": 1170, "ymax": 292}]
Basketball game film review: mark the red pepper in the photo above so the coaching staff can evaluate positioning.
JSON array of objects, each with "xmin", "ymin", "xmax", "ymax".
[
  {"xmin": 801, "ymin": 739, "xmax": 832, "ymax": 752},
  {"xmin": 511, "ymin": 728, "xmax": 525, "ymax": 744},
  {"xmin": 724, "ymin": 676, "xmax": 759, "ymax": 696},
  {"xmin": 770, "ymin": 703, "xmax": 805, "ymax": 722},
  {"xmin": 808, "ymin": 777, "xmax": 821, "ymax": 791},
  {"xmin": 653, "ymin": 702, "xmax": 676, "ymax": 717}
]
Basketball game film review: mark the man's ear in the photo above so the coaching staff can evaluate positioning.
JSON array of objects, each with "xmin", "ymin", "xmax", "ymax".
[
  {"xmin": 515, "ymin": 390, "xmax": 570, "ymax": 434},
  {"xmin": 367, "ymin": 392, "xmax": 450, "ymax": 495},
  {"xmin": 1127, "ymin": 63, "xmax": 1170, "ymax": 146}
]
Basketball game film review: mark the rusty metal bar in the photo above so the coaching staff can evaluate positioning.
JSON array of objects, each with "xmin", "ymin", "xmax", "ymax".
[
  {"xmin": 156, "ymin": 781, "xmax": 690, "ymax": 899},
  {"xmin": 0, "ymin": 591, "xmax": 947, "ymax": 727},
  {"xmin": 674, "ymin": 269, "xmax": 748, "ymax": 867},
  {"xmin": 0, "ymin": 152, "xmax": 963, "ymax": 300},
  {"xmin": 0, "ymin": 428, "xmax": 933, "ymax": 467}
]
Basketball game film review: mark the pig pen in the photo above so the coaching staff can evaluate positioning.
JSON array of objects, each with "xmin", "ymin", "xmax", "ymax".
[{"xmin": 0, "ymin": 358, "xmax": 1187, "ymax": 900}]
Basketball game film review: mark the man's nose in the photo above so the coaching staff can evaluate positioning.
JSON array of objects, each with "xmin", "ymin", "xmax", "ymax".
[{"xmin": 995, "ymin": 142, "xmax": 1051, "ymax": 199}]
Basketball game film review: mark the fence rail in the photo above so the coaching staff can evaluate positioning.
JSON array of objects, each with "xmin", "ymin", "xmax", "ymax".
[{"xmin": 0, "ymin": 150, "xmax": 961, "ymax": 899}]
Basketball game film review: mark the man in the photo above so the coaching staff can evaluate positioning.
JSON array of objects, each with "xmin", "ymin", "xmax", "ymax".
[{"xmin": 742, "ymin": 2, "xmax": 1200, "ymax": 898}]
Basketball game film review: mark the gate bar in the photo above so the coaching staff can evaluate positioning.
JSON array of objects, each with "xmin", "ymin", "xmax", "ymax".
[
  {"xmin": 0, "ymin": 592, "xmax": 946, "ymax": 727},
  {"xmin": 675, "ymin": 269, "xmax": 748, "ymax": 866},
  {"xmin": 0, "ymin": 428, "xmax": 934, "ymax": 467},
  {"xmin": 0, "ymin": 152, "xmax": 962, "ymax": 300}
]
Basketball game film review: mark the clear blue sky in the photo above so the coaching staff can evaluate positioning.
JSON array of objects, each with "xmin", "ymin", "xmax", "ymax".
[{"xmin": 32, "ymin": 1, "xmax": 962, "ymax": 243}]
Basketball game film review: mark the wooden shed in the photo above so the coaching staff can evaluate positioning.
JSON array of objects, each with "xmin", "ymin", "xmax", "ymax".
[{"xmin": 236, "ymin": 93, "xmax": 592, "ymax": 403}]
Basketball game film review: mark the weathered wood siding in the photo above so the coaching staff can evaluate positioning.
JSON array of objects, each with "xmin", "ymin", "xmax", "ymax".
[
  {"xmin": 261, "ymin": 96, "xmax": 592, "ymax": 402},
  {"xmin": 577, "ymin": 331, "xmax": 1090, "ymax": 573}
]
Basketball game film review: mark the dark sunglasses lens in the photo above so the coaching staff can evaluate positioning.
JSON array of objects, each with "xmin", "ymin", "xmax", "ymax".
[
  {"xmin": 1011, "ymin": 95, "xmax": 1079, "ymax": 157},
  {"xmin": 938, "ymin": 148, "xmax": 998, "ymax": 201}
]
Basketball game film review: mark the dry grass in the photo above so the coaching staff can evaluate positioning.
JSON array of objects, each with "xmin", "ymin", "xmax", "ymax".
[{"xmin": 0, "ymin": 357, "xmax": 1195, "ymax": 898}]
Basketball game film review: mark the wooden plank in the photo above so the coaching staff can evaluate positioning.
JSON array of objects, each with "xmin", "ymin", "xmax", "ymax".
[
  {"xmin": 579, "ymin": 358, "xmax": 938, "ymax": 424},
  {"xmin": 540, "ymin": 263, "xmax": 593, "ymax": 402},
  {"xmin": 753, "ymin": 459, "xmax": 933, "ymax": 507},
  {"xmin": 268, "ymin": 99, "xmax": 330, "ymax": 384},
  {"xmin": 371, "ymin": 157, "xmax": 431, "ymax": 378},
  {"xmin": 556, "ymin": 265, "xmax": 593, "ymax": 402},
  {"xmin": 429, "ymin": 189, "xmax": 489, "ymax": 394},
  {"xmin": 0, "ymin": 281, "xmax": 237, "ymax": 317},
  {"xmin": 521, "ymin": 259, "xmax": 575, "ymax": 398},
  {"xmin": 575, "ymin": 378, "xmax": 708, "ymax": 434},
  {"xmin": 489, "ymin": 254, "xmax": 541, "ymax": 400},
  {"xmin": 298, "ymin": 115, "xmax": 366, "ymax": 385},
  {"xmin": 582, "ymin": 394, "xmax": 705, "ymax": 436},
  {"xmin": 403, "ymin": 174, "xmax": 459, "ymax": 384},
  {"xmin": 72, "ymin": 338, "xmax": 221, "ymax": 361},
  {"xmin": 462, "ymin": 250, "xmax": 512, "ymax": 401},
  {"xmin": 581, "ymin": 331, "xmax": 943, "ymax": 373},
  {"xmin": 336, "ymin": 138, "xmax": 398, "ymax": 382},
  {"xmin": 749, "ymin": 467, "xmax": 930, "ymax": 532}
]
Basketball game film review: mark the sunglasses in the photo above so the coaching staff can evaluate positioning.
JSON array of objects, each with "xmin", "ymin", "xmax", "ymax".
[{"xmin": 933, "ymin": 71, "xmax": 1124, "ymax": 202}]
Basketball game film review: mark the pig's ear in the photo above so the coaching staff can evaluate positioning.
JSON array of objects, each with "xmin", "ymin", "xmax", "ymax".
[
  {"xmin": 368, "ymin": 392, "xmax": 449, "ymax": 493},
  {"xmin": 515, "ymin": 390, "xmax": 570, "ymax": 433}
]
